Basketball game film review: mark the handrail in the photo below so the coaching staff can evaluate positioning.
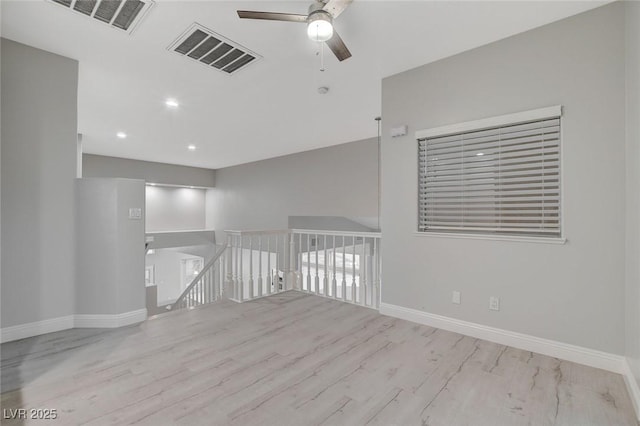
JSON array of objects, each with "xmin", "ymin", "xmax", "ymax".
[
  {"xmin": 290, "ymin": 229, "xmax": 382, "ymax": 238},
  {"xmin": 224, "ymin": 228, "xmax": 381, "ymax": 309},
  {"xmin": 225, "ymin": 229, "xmax": 382, "ymax": 238},
  {"xmin": 168, "ymin": 242, "xmax": 227, "ymax": 309},
  {"xmin": 225, "ymin": 229, "xmax": 290, "ymax": 236}
]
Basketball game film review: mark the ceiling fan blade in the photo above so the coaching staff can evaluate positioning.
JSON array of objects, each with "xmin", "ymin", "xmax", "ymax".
[
  {"xmin": 322, "ymin": 0, "xmax": 353, "ymax": 18},
  {"xmin": 326, "ymin": 30, "xmax": 352, "ymax": 61},
  {"xmin": 237, "ymin": 11, "xmax": 308, "ymax": 23}
]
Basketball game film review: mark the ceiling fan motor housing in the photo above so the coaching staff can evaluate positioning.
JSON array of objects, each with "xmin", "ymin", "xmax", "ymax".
[
  {"xmin": 308, "ymin": 1, "xmax": 330, "ymax": 16},
  {"xmin": 307, "ymin": 10, "xmax": 333, "ymax": 24}
]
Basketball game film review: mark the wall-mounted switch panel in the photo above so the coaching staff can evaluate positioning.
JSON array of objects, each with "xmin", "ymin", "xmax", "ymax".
[
  {"xmin": 489, "ymin": 296, "xmax": 500, "ymax": 311},
  {"xmin": 452, "ymin": 291, "xmax": 461, "ymax": 304},
  {"xmin": 128, "ymin": 208, "xmax": 142, "ymax": 220},
  {"xmin": 390, "ymin": 125, "xmax": 408, "ymax": 138}
]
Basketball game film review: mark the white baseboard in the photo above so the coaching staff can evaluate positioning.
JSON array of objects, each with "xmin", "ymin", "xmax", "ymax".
[
  {"xmin": 0, "ymin": 315, "xmax": 75, "ymax": 344},
  {"xmin": 622, "ymin": 358, "xmax": 640, "ymax": 422},
  {"xmin": 74, "ymin": 309, "xmax": 148, "ymax": 328},
  {"xmin": 379, "ymin": 302, "xmax": 625, "ymax": 374},
  {"xmin": 0, "ymin": 309, "xmax": 148, "ymax": 343}
]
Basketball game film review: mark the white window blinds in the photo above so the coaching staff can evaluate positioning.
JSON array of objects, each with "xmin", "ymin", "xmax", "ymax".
[{"xmin": 418, "ymin": 115, "xmax": 561, "ymax": 237}]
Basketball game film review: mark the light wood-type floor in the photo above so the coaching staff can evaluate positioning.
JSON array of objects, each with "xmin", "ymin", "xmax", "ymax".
[{"xmin": 1, "ymin": 291, "xmax": 637, "ymax": 425}]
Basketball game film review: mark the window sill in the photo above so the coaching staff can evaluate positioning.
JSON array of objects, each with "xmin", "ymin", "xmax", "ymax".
[{"xmin": 413, "ymin": 232, "xmax": 567, "ymax": 245}]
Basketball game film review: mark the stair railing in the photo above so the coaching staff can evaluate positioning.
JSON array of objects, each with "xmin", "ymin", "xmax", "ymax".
[
  {"xmin": 291, "ymin": 229, "xmax": 381, "ymax": 309},
  {"xmin": 167, "ymin": 242, "xmax": 228, "ymax": 311},
  {"xmin": 225, "ymin": 230, "xmax": 294, "ymax": 302},
  {"xmin": 224, "ymin": 229, "xmax": 381, "ymax": 309}
]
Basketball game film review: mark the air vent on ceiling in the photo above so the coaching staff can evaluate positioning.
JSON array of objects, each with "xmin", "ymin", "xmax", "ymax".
[
  {"xmin": 48, "ymin": 0, "xmax": 154, "ymax": 34},
  {"xmin": 168, "ymin": 23, "xmax": 261, "ymax": 75}
]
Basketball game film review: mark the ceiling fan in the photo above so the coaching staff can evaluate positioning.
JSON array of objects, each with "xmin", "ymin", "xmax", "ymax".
[{"xmin": 237, "ymin": 0, "xmax": 353, "ymax": 61}]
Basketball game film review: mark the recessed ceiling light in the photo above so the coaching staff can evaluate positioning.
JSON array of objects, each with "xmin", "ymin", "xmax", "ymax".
[
  {"xmin": 476, "ymin": 152, "xmax": 484, "ymax": 156},
  {"xmin": 188, "ymin": 144, "xmax": 196, "ymax": 151},
  {"xmin": 117, "ymin": 132, "xmax": 127, "ymax": 139},
  {"xmin": 165, "ymin": 98, "xmax": 179, "ymax": 108}
]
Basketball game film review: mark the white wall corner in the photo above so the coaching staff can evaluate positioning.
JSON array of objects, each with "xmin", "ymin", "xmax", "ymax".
[
  {"xmin": 379, "ymin": 303, "xmax": 626, "ymax": 374},
  {"xmin": 0, "ymin": 315, "xmax": 75, "ymax": 344},
  {"xmin": 74, "ymin": 309, "xmax": 148, "ymax": 328},
  {"xmin": 622, "ymin": 358, "xmax": 640, "ymax": 422}
]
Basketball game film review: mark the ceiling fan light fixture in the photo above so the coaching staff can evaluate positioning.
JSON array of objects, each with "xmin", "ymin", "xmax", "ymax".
[{"xmin": 307, "ymin": 11, "xmax": 333, "ymax": 42}]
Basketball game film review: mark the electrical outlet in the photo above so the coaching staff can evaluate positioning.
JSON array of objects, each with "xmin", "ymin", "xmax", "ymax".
[
  {"xmin": 489, "ymin": 296, "xmax": 500, "ymax": 311},
  {"xmin": 452, "ymin": 291, "xmax": 461, "ymax": 304}
]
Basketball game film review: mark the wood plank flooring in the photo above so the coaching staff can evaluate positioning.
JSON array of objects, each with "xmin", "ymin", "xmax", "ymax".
[{"xmin": 1, "ymin": 291, "xmax": 637, "ymax": 425}]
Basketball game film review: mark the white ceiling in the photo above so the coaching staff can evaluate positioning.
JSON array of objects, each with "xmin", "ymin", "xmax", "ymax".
[{"xmin": 1, "ymin": 0, "xmax": 606, "ymax": 169}]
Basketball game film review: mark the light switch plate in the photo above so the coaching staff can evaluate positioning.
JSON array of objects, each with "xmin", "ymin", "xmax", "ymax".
[
  {"xmin": 128, "ymin": 208, "xmax": 142, "ymax": 220},
  {"xmin": 452, "ymin": 291, "xmax": 461, "ymax": 304},
  {"xmin": 489, "ymin": 296, "xmax": 500, "ymax": 311}
]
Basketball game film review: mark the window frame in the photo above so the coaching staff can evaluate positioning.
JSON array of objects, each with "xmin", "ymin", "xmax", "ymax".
[{"xmin": 415, "ymin": 106, "xmax": 566, "ymax": 244}]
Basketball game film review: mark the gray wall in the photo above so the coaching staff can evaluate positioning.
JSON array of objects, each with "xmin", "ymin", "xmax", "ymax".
[
  {"xmin": 1, "ymin": 39, "xmax": 78, "ymax": 327},
  {"xmin": 625, "ymin": 1, "xmax": 640, "ymax": 384},
  {"xmin": 207, "ymin": 137, "xmax": 379, "ymax": 239},
  {"xmin": 146, "ymin": 230, "xmax": 215, "ymax": 250},
  {"xmin": 381, "ymin": 4, "xmax": 626, "ymax": 353},
  {"xmin": 76, "ymin": 178, "xmax": 145, "ymax": 315},
  {"xmin": 83, "ymin": 154, "xmax": 215, "ymax": 188},
  {"xmin": 145, "ymin": 186, "xmax": 207, "ymax": 232}
]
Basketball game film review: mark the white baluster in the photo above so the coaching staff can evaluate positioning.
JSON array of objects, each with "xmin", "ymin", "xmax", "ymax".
[
  {"xmin": 204, "ymin": 272, "xmax": 208, "ymax": 304},
  {"xmin": 226, "ymin": 235, "xmax": 233, "ymax": 299},
  {"xmin": 209, "ymin": 261, "xmax": 219, "ymax": 303},
  {"xmin": 298, "ymin": 233, "xmax": 303, "ymax": 290},
  {"xmin": 314, "ymin": 234, "xmax": 320, "ymax": 294},
  {"xmin": 323, "ymin": 235, "xmax": 328, "ymax": 297},
  {"xmin": 274, "ymin": 234, "xmax": 279, "ymax": 293},
  {"xmin": 288, "ymin": 232, "xmax": 296, "ymax": 291},
  {"xmin": 248, "ymin": 236, "xmax": 254, "ymax": 299},
  {"xmin": 361, "ymin": 237, "xmax": 367, "ymax": 306},
  {"xmin": 282, "ymin": 233, "xmax": 287, "ymax": 291},
  {"xmin": 267, "ymin": 236, "xmax": 272, "ymax": 295},
  {"xmin": 210, "ymin": 265, "xmax": 215, "ymax": 302},
  {"xmin": 239, "ymin": 235, "xmax": 244, "ymax": 302},
  {"xmin": 373, "ymin": 238, "xmax": 379, "ymax": 308},
  {"xmin": 233, "ymin": 236, "xmax": 238, "ymax": 300},
  {"xmin": 341, "ymin": 237, "xmax": 347, "ymax": 301},
  {"xmin": 332, "ymin": 235, "xmax": 337, "ymax": 298},
  {"xmin": 351, "ymin": 236, "xmax": 357, "ymax": 303},
  {"xmin": 258, "ymin": 236, "xmax": 263, "ymax": 297},
  {"xmin": 283, "ymin": 233, "xmax": 288, "ymax": 291},
  {"xmin": 203, "ymin": 273, "xmax": 207, "ymax": 304},
  {"xmin": 218, "ymin": 255, "xmax": 223, "ymax": 299},
  {"xmin": 207, "ymin": 269, "xmax": 210, "ymax": 304},
  {"xmin": 306, "ymin": 234, "xmax": 312, "ymax": 292},
  {"xmin": 217, "ymin": 259, "xmax": 222, "ymax": 299}
]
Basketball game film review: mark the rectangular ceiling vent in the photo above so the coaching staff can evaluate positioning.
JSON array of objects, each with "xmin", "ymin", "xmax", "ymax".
[
  {"xmin": 168, "ymin": 23, "xmax": 261, "ymax": 75},
  {"xmin": 48, "ymin": 0, "xmax": 154, "ymax": 34}
]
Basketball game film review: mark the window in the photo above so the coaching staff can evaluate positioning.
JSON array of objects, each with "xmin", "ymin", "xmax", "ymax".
[{"xmin": 417, "ymin": 106, "xmax": 561, "ymax": 237}]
